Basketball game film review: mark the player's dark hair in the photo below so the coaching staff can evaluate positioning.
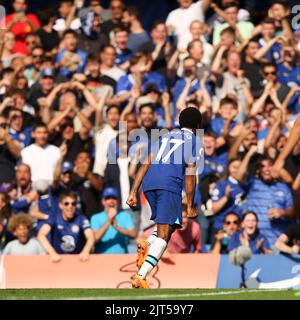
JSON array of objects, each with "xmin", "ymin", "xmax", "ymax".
[{"xmin": 179, "ymin": 107, "xmax": 202, "ymax": 130}]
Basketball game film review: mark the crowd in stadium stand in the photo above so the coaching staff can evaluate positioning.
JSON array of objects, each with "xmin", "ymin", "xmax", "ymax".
[{"xmin": 0, "ymin": 0, "xmax": 300, "ymax": 260}]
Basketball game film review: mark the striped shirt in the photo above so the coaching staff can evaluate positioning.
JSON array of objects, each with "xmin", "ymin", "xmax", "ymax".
[{"xmin": 243, "ymin": 178, "xmax": 293, "ymax": 245}]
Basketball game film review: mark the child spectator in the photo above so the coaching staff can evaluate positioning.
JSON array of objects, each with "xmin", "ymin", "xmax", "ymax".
[{"xmin": 2, "ymin": 214, "xmax": 45, "ymax": 255}]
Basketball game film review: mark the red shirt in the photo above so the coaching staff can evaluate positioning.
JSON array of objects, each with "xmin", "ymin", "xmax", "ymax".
[{"xmin": 5, "ymin": 13, "xmax": 41, "ymax": 55}]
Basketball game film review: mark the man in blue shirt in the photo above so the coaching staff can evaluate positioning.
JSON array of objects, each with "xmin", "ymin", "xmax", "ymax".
[
  {"xmin": 114, "ymin": 28, "xmax": 133, "ymax": 67},
  {"xmin": 55, "ymin": 30, "xmax": 88, "ymax": 78},
  {"xmin": 116, "ymin": 52, "xmax": 166, "ymax": 105},
  {"xmin": 8, "ymin": 109, "xmax": 33, "ymax": 149},
  {"xmin": 37, "ymin": 191, "xmax": 94, "ymax": 262},
  {"xmin": 126, "ymin": 107, "xmax": 203, "ymax": 288},
  {"xmin": 90, "ymin": 187, "xmax": 136, "ymax": 254},
  {"xmin": 237, "ymin": 147, "xmax": 294, "ymax": 245}
]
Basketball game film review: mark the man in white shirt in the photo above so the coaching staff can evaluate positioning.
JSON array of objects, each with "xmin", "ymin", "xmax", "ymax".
[
  {"xmin": 21, "ymin": 123, "xmax": 61, "ymax": 184},
  {"xmin": 166, "ymin": 0, "xmax": 212, "ymax": 45}
]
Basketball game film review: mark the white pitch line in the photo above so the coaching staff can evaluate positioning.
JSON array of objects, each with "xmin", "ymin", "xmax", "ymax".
[{"xmin": 62, "ymin": 289, "xmax": 287, "ymax": 300}]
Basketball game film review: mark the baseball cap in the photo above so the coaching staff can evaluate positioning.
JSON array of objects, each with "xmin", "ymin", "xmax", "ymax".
[
  {"xmin": 40, "ymin": 68, "xmax": 54, "ymax": 78},
  {"xmin": 102, "ymin": 187, "xmax": 118, "ymax": 199},
  {"xmin": 61, "ymin": 161, "xmax": 73, "ymax": 174}
]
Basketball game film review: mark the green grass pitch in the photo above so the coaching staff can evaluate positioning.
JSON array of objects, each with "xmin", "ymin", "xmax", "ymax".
[{"xmin": 0, "ymin": 289, "xmax": 299, "ymax": 300}]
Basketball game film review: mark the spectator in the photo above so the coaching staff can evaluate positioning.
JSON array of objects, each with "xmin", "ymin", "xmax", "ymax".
[
  {"xmin": 37, "ymin": 190, "xmax": 94, "ymax": 262},
  {"xmin": 100, "ymin": 0, "xmax": 125, "ymax": 43},
  {"xmin": 212, "ymin": 50, "xmax": 253, "ymax": 115},
  {"xmin": 211, "ymin": 158, "xmax": 245, "ymax": 230},
  {"xmin": 211, "ymin": 212, "xmax": 240, "ymax": 254},
  {"xmin": 212, "ymin": 2, "xmax": 254, "ymax": 45},
  {"xmin": 237, "ymin": 152, "xmax": 294, "ymax": 245},
  {"xmin": 8, "ymin": 108, "xmax": 33, "ymax": 149},
  {"xmin": 100, "ymin": 45, "xmax": 125, "ymax": 82},
  {"xmin": 23, "ymin": 46, "xmax": 45, "ymax": 87},
  {"xmin": 166, "ymin": 0, "xmax": 212, "ymax": 46},
  {"xmin": 139, "ymin": 21, "xmax": 175, "ymax": 79},
  {"xmin": 11, "ymin": 163, "xmax": 37, "ymax": 214},
  {"xmin": 78, "ymin": 8, "xmax": 108, "ymax": 54},
  {"xmin": 275, "ymin": 224, "xmax": 300, "ymax": 255},
  {"xmin": 70, "ymin": 150, "xmax": 103, "ymax": 218},
  {"xmin": 277, "ymin": 42, "xmax": 299, "ymax": 88},
  {"xmin": 116, "ymin": 52, "xmax": 166, "ymax": 105},
  {"xmin": 93, "ymin": 94, "xmax": 119, "ymax": 177},
  {"xmin": 113, "ymin": 28, "xmax": 133, "ymax": 70},
  {"xmin": 260, "ymin": 62, "xmax": 291, "ymax": 103},
  {"xmin": 78, "ymin": 0, "xmax": 112, "ymax": 23},
  {"xmin": 55, "ymin": 29, "xmax": 88, "ymax": 78},
  {"xmin": 241, "ymin": 37, "xmax": 264, "ymax": 98},
  {"xmin": 122, "ymin": 6, "xmax": 150, "ymax": 54},
  {"xmin": 0, "ymin": 192, "xmax": 12, "ymax": 250},
  {"xmin": 0, "ymin": 114, "xmax": 21, "ymax": 183},
  {"xmin": 201, "ymin": 131, "xmax": 227, "ymax": 177},
  {"xmin": 4, "ymin": 0, "xmax": 41, "ymax": 55},
  {"xmin": 90, "ymin": 187, "xmax": 136, "ymax": 253},
  {"xmin": 53, "ymin": 0, "xmax": 81, "ymax": 35},
  {"xmin": 0, "ymin": 32, "xmax": 18, "ymax": 68},
  {"xmin": 27, "ymin": 68, "xmax": 56, "ymax": 113},
  {"xmin": 3, "ymin": 214, "xmax": 45, "ymax": 255},
  {"xmin": 36, "ymin": 8, "xmax": 60, "ymax": 58},
  {"xmin": 21, "ymin": 122, "xmax": 61, "ymax": 184},
  {"xmin": 228, "ymin": 211, "xmax": 272, "ymax": 254}
]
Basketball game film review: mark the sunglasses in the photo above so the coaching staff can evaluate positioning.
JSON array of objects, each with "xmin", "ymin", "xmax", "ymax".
[
  {"xmin": 264, "ymin": 71, "xmax": 276, "ymax": 76},
  {"xmin": 32, "ymin": 54, "xmax": 42, "ymax": 58},
  {"xmin": 225, "ymin": 220, "xmax": 239, "ymax": 225},
  {"xmin": 111, "ymin": 6, "xmax": 122, "ymax": 9},
  {"xmin": 63, "ymin": 201, "xmax": 76, "ymax": 207}
]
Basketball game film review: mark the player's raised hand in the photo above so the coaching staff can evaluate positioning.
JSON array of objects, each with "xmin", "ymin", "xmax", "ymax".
[
  {"xmin": 187, "ymin": 206, "xmax": 198, "ymax": 219},
  {"xmin": 126, "ymin": 193, "xmax": 138, "ymax": 209}
]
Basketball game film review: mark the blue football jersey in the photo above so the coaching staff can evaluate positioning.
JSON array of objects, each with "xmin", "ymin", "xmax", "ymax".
[
  {"xmin": 142, "ymin": 128, "xmax": 203, "ymax": 195},
  {"xmin": 45, "ymin": 212, "xmax": 91, "ymax": 254}
]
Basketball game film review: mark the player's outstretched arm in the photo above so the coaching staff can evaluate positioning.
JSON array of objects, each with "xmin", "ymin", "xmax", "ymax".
[
  {"xmin": 185, "ymin": 163, "xmax": 198, "ymax": 219},
  {"xmin": 126, "ymin": 152, "xmax": 153, "ymax": 209}
]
